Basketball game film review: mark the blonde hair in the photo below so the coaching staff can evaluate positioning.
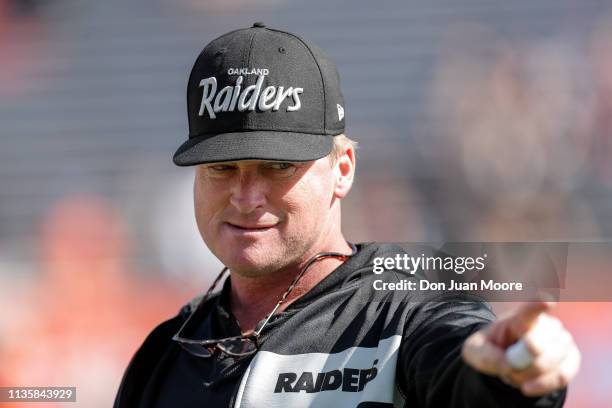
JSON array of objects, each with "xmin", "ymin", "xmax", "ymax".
[{"xmin": 329, "ymin": 134, "xmax": 358, "ymax": 166}]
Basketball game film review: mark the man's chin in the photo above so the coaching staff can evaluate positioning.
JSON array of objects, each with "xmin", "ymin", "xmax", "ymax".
[
  {"xmin": 209, "ymin": 235, "xmax": 307, "ymax": 277},
  {"xmin": 220, "ymin": 249, "xmax": 286, "ymax": 277}
]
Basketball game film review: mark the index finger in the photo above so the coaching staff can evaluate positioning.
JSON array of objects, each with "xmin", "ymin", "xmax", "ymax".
[{"xmin": 507, "ymin": 301, "xmax": 556, "ymax": 338}]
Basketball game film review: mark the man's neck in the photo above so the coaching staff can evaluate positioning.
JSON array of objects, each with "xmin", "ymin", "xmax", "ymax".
[{"xmin": 229, "ymin": 239, "xmax": 352, "ymax": 333}]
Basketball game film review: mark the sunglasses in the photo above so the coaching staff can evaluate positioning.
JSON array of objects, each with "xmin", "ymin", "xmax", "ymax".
[{"xmin": 172, "ymin": 243, "xmax": 357, "ymax": 359}]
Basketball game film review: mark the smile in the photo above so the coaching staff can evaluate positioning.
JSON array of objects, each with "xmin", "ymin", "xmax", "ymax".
[{"xmin": 225, "ymin": 222, "xmax": 276, "ymax": 233}]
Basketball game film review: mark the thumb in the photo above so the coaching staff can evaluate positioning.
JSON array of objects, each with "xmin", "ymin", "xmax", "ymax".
[
  {"xmin": 462, "ymin": 328, "xmax": 512, "ymax": 376},
  {"xmin": 507, "ymin": 301, "xmax": 555, "ymax": 339}
]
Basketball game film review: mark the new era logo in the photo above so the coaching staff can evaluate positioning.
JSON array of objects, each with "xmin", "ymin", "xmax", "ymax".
[{"xmin": 337, "ymin": 104, "xmax": 344, "ymax": 121}]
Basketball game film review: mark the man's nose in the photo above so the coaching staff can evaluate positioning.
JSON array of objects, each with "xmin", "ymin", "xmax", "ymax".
[{"xmin": 229, "ymin": 171, "xmax": 267, "ymax": 214}]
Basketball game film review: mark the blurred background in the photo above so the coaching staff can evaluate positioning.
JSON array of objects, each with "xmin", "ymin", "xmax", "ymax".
[{"xmin": 1, "ymin": 0, "xmax": 612, "ymax": 406}]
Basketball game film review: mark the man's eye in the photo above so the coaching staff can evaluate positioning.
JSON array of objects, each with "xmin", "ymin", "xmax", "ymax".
[
  {"xmin": 209, "ymin": 164, "xmax": 235, "ymax": 172},
  {"xmin": 262, "ymin": 162, "xmax": 298, "ymax": 177},
  {"xmin": 268, "ymin": 162, "xmax": 293, "ymax": 170},
  {"xmin": 203, "ymin": 164, "xmax": 237, "ymax": 178}
]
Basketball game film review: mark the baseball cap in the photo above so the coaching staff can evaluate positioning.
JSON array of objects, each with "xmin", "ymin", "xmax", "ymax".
[{"xmin": 173, "ymin": 22, "xmax": 346, "ymax": 166}]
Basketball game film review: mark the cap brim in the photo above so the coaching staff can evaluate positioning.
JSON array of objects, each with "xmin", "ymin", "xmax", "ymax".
[{"xmin": 173, "ymin": 131, "xmax": 334, "ymax": 166}]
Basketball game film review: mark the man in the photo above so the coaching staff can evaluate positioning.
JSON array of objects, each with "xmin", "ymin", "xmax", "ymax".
[{"xmin": 115, "ymin": 23, "xmax": 580, "ymax": 407}]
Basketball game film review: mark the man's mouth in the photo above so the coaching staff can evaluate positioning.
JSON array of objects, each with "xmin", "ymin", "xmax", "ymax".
[{"xmin": 225, "ymin": 222, "xmax": 276, "ymax": 232}]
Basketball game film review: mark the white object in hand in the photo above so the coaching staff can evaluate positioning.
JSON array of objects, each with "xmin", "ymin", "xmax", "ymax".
[{"xmin": 506, "ymin": 339, "xmax": 534, "ymax": 370}]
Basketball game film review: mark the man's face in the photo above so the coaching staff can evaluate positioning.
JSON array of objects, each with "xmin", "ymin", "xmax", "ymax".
[{"xmin": 193, "ymin": 157, "xmax": 343, "ymax": 276}]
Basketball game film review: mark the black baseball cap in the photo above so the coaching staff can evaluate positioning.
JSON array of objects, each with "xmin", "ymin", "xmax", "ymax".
[{"xmin": 173, "ymin": 22, "xmax": 346, "ymax": 166}]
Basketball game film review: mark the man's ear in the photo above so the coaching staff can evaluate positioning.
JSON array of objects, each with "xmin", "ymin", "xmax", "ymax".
[{"xmin": 333, "ymin": 145, "xmax": 356, "ymax": 199}]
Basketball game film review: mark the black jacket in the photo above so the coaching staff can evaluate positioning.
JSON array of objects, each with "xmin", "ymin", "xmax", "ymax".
[{"xmin": 115, "ymin": 243, "xmax": 566, "ymax": 407}]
